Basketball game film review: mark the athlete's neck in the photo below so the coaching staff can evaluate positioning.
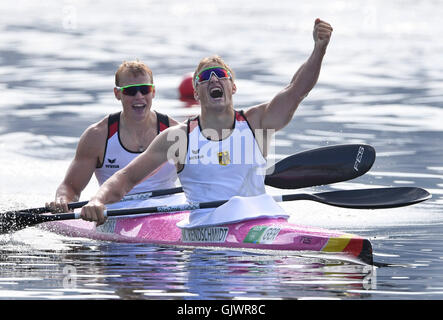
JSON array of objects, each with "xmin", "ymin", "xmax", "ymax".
[
  {"xmin": 118, "ymin": 110, "xmax": 158, "ymax": 152},
  {"xmin": 121, "ymin": 110, "xmax": 156, "ymax": 131},
  {"xmin": 199, "ymin": 107, "xmax": 235, "ymax": 140}
]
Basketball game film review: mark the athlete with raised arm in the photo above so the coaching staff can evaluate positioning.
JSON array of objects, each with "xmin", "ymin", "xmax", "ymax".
[{"xmin": 80, "ymin": 19, "xmax": 333, "ymax": 226}]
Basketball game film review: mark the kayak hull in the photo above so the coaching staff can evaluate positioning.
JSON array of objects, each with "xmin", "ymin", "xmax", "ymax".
[{"xmin": 42, "ymin": 211, "xmax": 373, "ymax": 264}]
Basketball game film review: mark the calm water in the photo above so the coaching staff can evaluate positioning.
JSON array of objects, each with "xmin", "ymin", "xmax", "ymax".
[{"xmin": 0, "ymin": 0, "xmax": 443, "ymax": 301}]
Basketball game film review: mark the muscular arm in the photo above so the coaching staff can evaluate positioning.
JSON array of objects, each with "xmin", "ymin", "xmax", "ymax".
[
  {"xmin": 88, "ymin": 136, "xmax": 169, "ymax": 205},
  {"xmin": 246, "ymin": 19, "xmax": 333, "ymax": 132},
  {"xmin": 81, "ymin": 124, "xmax": 187, "ymax": 225},
  {"xmin": 47, "ymin": 121, "xmax": 106, "ymax": 212}
]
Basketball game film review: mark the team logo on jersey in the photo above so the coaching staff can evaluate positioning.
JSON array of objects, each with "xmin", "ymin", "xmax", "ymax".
[
  {"xmin": 218, "ymin": 151, "xmax": 230, "ymax": 166},
  {"xmin": 105, "ymin": 158, "xmax": 119, "ymax": 169},
  {"xmin": 189, "ymin": 149, "xmax": 204, "ymax": 161}
]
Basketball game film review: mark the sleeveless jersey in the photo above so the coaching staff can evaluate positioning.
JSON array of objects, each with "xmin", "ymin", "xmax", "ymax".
[
  {"xmin": 178, "ymin": 110, "xmax": 267, "ymax": 204},
  {"xmin": 95, "ymin": 111, "xmax": 178, "ymax": 195}
]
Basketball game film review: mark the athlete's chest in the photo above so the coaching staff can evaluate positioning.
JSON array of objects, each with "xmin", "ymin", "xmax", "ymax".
[{"xmin": 119, "ymin": 127, "xmax": 158, "ymax": 153}]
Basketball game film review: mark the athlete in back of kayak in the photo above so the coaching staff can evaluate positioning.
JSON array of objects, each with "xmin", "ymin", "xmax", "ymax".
[
  {"xmin": 80, "ymin": 18, "xmax": 333, "ymax": 226},
  {"xmin": 46, "ymin": 60, "xmax": 180, "ymax": 213}
]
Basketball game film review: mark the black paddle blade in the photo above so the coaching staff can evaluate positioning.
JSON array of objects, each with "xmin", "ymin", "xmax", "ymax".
[
  {"xmin": 265, "ymin": 144, "xmax": 376, "ymax": 189},
  {"xmin": 310, "ymin": 187, "xmax": 431, "ymax": 209},
  {"xmin": 0, "ymin": 212, "xmax": 66, "ymax": 235}
]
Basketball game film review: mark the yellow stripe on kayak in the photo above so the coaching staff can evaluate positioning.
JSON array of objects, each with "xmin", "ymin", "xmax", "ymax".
[{"xmin": 321, "ymin": 234, "xmax": 354, "ymax": 253}]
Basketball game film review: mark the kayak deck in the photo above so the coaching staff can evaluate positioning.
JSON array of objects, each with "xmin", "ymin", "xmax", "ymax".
[{"xmin": 42, "ymin": 211, "xmax": 373, "ymax": 265}]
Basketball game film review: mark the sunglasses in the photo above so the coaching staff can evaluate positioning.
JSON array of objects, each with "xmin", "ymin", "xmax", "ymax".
[
  {"xmin": 194, "ymin": 66, "xmax": 231, "ymax": 86},
  {"xmin": 116, "ymin": 83, "xmax": 155, "ymax": 96}
]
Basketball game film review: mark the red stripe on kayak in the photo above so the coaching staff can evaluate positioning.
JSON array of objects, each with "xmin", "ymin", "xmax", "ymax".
[{"xmin": 343, "ymin": 238, "xmax": 364, "ymax": 260}]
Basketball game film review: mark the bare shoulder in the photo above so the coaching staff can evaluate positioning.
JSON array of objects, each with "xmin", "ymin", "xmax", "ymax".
[
  {"xmin": 76, "ymin": 116, "xmax": 108, "ymax": 157},
  {"xmin": 243, "ymin": 102, "xmax": 269, "ymax": 130}
]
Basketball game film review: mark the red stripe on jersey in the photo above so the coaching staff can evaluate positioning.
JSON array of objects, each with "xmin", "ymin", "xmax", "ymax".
[
  {"xmin": 189, "ymin": 118, "xmax": 199, "ymax": 133},
  {"xmin": 159, "ymin": 121, "xmax": 168, "ymax": 132},
  {"xmin": 108, "ymin": 121, "xmax": 118, "ymax": 139},
  {"xmin": 235, "ymin": 110, "xmax": 246, "ymax": 122}
]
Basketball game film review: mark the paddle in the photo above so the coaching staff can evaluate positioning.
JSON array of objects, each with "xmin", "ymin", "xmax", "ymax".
[
  {"xmin": 264, "ymin": 144, "xmax": 375, "ymax": 189},
  {"xmin": 277, "ymin": 187, "xmax": 431, "ymax": 209},
  {"xmin": 0, "ymin": 187, "xmax": 430, "ymax": 234},
  {"xmin": 4, "ymin": 187, "xmax": 185, "ymax": 215},
  {"xmin": 2, "ymin": 144, "xmax": 375, "ymax": 216}
]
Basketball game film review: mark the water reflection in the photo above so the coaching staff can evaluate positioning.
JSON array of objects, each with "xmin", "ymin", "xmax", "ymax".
[{"xmin": 1, "ymin": 229, "xmax": 376, "ymax": 299}]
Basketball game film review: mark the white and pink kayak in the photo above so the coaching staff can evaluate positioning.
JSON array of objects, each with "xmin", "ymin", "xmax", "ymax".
[{"xmin": 42, "ymin": 210, "xmax": 373, "ymax": 264}]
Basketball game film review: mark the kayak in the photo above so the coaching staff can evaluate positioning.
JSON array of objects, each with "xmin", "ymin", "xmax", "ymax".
[
  {"xmin": 41, "ymin": 210, "xmax": 373, "ymax": 265},
  {"xmin": 3, "ymin": 144, "xmax": 431, "ymax": 267}
]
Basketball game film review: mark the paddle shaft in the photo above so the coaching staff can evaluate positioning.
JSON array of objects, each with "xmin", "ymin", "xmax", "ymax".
[
  {"xmin": 32, "ymin": 187, "xmax": 433, "ymax": 223},
  {"xmin": 7, "ymin": 187, "xmax": 184, "ymax": 215}
]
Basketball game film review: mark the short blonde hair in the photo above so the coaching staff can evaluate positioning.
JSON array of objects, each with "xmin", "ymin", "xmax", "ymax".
[
  {"xmin": 193, "ymin": 55, "xmax": 235, "ymax": 88},
  {"xmin": 115, "ymin": 60, "xmax": 153, "ymax": 86}
]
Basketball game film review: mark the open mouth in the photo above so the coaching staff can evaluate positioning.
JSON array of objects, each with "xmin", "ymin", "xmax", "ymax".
[
  {"xmin": 132, "ymin": 103, "xmax": 146, "ymax": 109},
  {"xmin": 209, "ymin": 87, "xmax": 223, "ymax": 99}
]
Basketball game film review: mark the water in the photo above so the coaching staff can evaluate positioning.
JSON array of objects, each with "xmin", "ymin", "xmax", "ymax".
[{"xmin": 0, "ymin": 0, "xmax": 442, "ymax": 301}]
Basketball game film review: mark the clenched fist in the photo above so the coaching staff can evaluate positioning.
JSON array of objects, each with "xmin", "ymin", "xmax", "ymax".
[{"xmin": 313, "ymin": 18, "xmax": 333, "ymax": 51}]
